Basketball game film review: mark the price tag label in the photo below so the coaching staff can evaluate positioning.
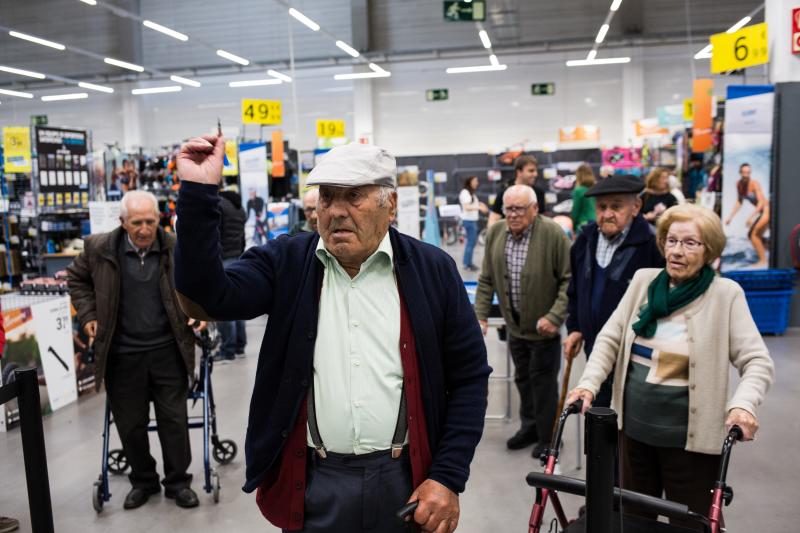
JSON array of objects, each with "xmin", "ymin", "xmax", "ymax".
[
  {"xmin": 710, "ymin": 22, "xmax": 769, "ymax": 74},
  {"xmin": 316, "ymin": 119, "xmax": 345, "ymax": 138},
  {"xmin": 241, "ymin": 99, "xmax": 282, "ymax": 125},
  {"xmin": 683, "ymin": 99, "xmax": 694, "ymax": 121}
]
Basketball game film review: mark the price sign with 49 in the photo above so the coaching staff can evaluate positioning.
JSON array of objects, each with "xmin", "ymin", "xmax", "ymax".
[{"xmin": 241, "ymin": 99, "xmax": 282, "ymax": 125}]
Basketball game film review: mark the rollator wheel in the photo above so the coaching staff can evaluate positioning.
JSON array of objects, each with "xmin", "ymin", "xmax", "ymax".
[
  {"xmin": 212, "ymin": 439, "xmax": 238, "ymax": 465},
  {"xmin": 108, "ymin": 449, "xmax": 130, "ymax": 474},
  {"xmin": 211, "ymin": 472, "xmax": 221, "ymax": 504},
  {"xmin": 92, "ymin": 480, "xmax": 104, "ymax": 513}
]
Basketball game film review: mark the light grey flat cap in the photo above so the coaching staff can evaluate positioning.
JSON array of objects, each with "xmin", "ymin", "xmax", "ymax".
[{"xmin": 306, "ymin": 143, "xmax": 397, "ymax": 188}]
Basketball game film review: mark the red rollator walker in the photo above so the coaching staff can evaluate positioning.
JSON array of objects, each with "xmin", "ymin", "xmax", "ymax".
[{"xmin": 527, "ymin": 400, "xmax": 743, "ymax": 533}]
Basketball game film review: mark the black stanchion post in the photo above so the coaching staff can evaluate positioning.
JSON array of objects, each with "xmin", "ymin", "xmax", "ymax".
[
  {"xmin": 16, "ymin": 368, "xmax": 55, "ymax": 533},
  {"xmin": 585, "ymin": 407, "xmax": 617, "ymax": 533}
]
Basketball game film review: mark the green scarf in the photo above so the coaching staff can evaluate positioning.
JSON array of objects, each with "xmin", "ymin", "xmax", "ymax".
[{"xmin": 632, "ymin": 265, "xmax": 716, "ymax": 338}]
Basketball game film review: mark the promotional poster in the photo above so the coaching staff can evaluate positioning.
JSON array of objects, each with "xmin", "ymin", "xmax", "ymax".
[{"xmin": 239, "ymin": 143, "xmax": 269, "ymax": 248}]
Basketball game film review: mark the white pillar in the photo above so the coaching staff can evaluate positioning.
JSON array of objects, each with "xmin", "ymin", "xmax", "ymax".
[
  {"xmin": 121, "ymin": 85, "xmax": 143, "ymax": 151},
  {"xmin": 621, "ymin": 49, "xmax": 645, "ymax": 147},
  {"xmin": 353, "ymin": 79, "xmax": 374, "ymax": 144},
  {"xmin": 766, "ymin": 0, "xmax": 800, "ymax": 82}
]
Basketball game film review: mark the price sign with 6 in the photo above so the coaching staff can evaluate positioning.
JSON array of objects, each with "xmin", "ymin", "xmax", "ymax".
[
  {"xmin": 241, "ymin": 99, "xmax": 282, "ymax": 125},
  {"xmin": 710, "ymin": 22, "xmax": 769, "ymax": 74}
]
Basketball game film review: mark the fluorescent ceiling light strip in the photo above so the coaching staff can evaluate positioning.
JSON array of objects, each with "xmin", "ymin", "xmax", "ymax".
[
  {"xmin": 0, "ymin": 65, "xmax": 46, "ymax": 79},
  {"xmin": 42, "ymin": 92, "xmax": 88, "ymax": 101},
  {"xmin": 0, "ymin": 88, "xmax": 34, "ymax": 98},
  {"xmin": 489, "ymin": 54, "xmax": 499, "ymax": 66},
  {"xmin": 587, "ymin": 49, "xmax": 598, "ymax": 60},
  {"xmin": 726, "ymin": 16, "xmax": 752, "ymax": 33},
  {"xmin": 131, "ymin": 85, "xmax": 182, "ymax": 95},
  {"xmin": 9, "ymin": 31, "xmax": 66, "ymax": 50},
  {"xmin": 610, "ymin": 0, "xmax": 623, "ymax": 12},
  {"xmin": 143, "ymin": 20, "xmax": 188, "ymax": 41},
  {"xmin": 694, "ymin": 44, "xmax": 713, "ymax": 59},
  {"xmin": 267, "ymin": 69, "xmax": 292, "ymax": 83},
  {"xmin": 216, "ymin": 49, "xmax": 249, "ymax": 66},
  {"xmin": 79, "ymin": 81, "xmax": 114, "ymax": 93},
  {"xmin": 170, "ymin": 75, "xmax": 201, "ymax": 87},
  {"xmin": 79, "ymin": 0, "xmax": 97, "ymax": 5},
  {"xmin": 229, "ymin": 79, "xmax": 282, "ymax": 87},
  {"xmin": 288, "ymin": 8, "xmax": 320, "ymax": 31},
  {"xmin": 595, "ymin": 24, "xmax": 610, "ymax": 44},
  {"xmin": 368, "ymin": 63, "xmax": 388, "ymax": 73},
  {"xmin": 333, "ymin": 71, "xmax": 391, "ymax": 80},
  {"xmin": 479, "ymin": 30, "xmax": 492, "ymax": 49},
  {"xmin": 566, "ymin": 57, "xmax": 631, "ymax": 66},
  {"xmin": 335, "ymin": 41, "xmax": 360, "ymax": 58},
  {"xmin": 446, "ymin": 64, "xmax": 508, "ymax": 74},
  {"xmin": 104, "ymin": 57, "xmax": 144, "ymax": 72}
]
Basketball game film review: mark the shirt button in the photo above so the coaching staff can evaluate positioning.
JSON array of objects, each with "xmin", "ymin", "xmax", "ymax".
[
  {"xmin": 354, "ymin": 401, "xmax": 361, "ymax": 407},
  {"xmin": 690, "ymin": 362, "xmax": 696, "ymax": 368},
  {"xmin": 689, "ymin": 433, "xmax": 694, "ymax": 438},
  {"xmin": 300, "ymin": 379, "xmax": 309, "ymax": 387},
  {"xmin": 690, "ymin": 407, "xmax": 697, "ymax": 414},
  {"xmin": 350, "ymin": 282, "xmax": 355, "ymax": 288},
  {"xmin": 352, "ymin": 321, "xmax": 359, "ymax": 328},
  {"xmin": 690, "ymin": 384, "xmax": 696, "ymax": 390},
  {"xmin": 353, "ymin": 360, "xmax": 360, "ymax": 366},
  {"xmin": 295, "ymin": 449, "xmax": 304, "ymax": 457},
  {"xmin": 295, "ymin": 481, "xmax": 303, "ymax": 490},
  {"xmin": 281, "ymin": 430, "xmax": 289, "ymax": 438}
]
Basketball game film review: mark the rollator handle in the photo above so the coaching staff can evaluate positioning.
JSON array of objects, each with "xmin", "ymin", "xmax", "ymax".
[
  {"xmin": 396, "ymin": 500, "xmax": 419, "ymax": 521},
  {"xmin": 566, "ymin": 399, "xmax": 583, "ymax": 414},
  {"xmin": 728, "ymin": 425, "xmax": 743, "ymax": 441}
]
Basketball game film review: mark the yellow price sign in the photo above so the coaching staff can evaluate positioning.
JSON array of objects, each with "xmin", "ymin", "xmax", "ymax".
[
  {"xmin": 683, "ymin": 99, "xmax": 694, "ymax": 121},
  {"xmin": 316, "ymin": 119, "xmax": 345, "ymax": 138},
  {"xmin": 241, "ymin": 99, "xmax": 282, "ymax": 125},
  {"xmin": 2, "ymin": 126, "xmax": 32, "ymax": 173},
  {"xmin": 710, "ymin": 22, "xmax": 769, "ymax": 74}
]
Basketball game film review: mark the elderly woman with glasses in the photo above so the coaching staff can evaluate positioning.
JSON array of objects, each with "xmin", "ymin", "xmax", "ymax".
[{"xmin": 567, "ymin": 203, "xmax": 774, "ymax": 529}]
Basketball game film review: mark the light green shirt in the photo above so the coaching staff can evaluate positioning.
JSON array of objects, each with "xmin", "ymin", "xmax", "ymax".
[{"xmin": 308, "ymin": 231, "xmax": 404, "ymax": 454}]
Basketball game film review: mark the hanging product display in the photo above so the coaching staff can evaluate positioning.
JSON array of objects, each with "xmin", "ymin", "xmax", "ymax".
[{"xmin": 35, "ymin": 127, "xmax": 90, "ymax": 209}]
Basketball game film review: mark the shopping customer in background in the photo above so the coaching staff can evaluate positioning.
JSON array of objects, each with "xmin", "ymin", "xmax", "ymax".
[
  {"xmin": 289, "ymin": 187, "xmax": 320, "ymax": 235},
  {"xmin": 67, "ymin": 190, "xmax": 203, "ymax": 510},
  {"xmin": 217, "ymin": 185, "xmax": 248, "ymax": 361},
  {"xmin": 488, "ymin": 155, "xmax": 546, "ymax": 226},
  {"xmin": 174, "ymin": 135, "xmax": 491, "ymax": 533},
  {"xmin": 563, "ymin": 175, "xmax": 664, "ymax": 408},
  {"xmin": 567, "ymin": 203, "xmax": 774, "ymax": 529},
  {"xmin": 459, "ymin": 175, "xmax": 488, "ymax": 271},
  {"xmin": 570, "ymin": 163, "xmax": 596, "ymax": 234},
  {"xmin": 641, "ymin": 167, "xmax": 678, "ymax": 226},
  {"xmin": 475, "ymin": 185, "xmax": 571, "ymax": 459}
]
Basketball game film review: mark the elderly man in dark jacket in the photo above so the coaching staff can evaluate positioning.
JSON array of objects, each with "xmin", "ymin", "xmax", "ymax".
[
  {"xmin": 173, "ymin": 135, "xmax": 491, "ymax": 533},
  {"xmin": 563, "ymin": 175, "xmax": 665, "ymax": 407},
  {"xmin": 67, "ymin": 190, "xmax": 202, "ymax": 510}
]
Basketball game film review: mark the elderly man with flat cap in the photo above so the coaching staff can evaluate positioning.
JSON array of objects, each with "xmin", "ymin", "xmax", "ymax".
[
  {"xmin": 173, "ymin": 134, "xmax": 491, "ymax": 533},
  {"xmin": 563, "ymin": 174, "xmax": 664, "ymax": 407}
]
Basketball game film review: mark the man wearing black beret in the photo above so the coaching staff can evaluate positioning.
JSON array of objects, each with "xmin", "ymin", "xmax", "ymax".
[{"xmin": 562, "ymin": 175, "xmax": 665, "ymax": 407}]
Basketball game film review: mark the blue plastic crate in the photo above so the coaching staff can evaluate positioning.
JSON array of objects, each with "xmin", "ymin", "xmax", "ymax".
[
  {"xmin": 723, "ymin": 269, "xmax": 796, "ymax": 291},
  {"xmin": 743, "ymin": 289, "xmax": 794, "ymax": 335}
]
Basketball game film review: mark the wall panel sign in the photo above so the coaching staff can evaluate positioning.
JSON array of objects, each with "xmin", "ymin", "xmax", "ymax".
[
  {"xmin": 443, "ymin": 1, "xmax": 486, "ymax": 21},
  {"xmin": 35, "ymin": 127, "xmax": 88, "ymax": 209}
]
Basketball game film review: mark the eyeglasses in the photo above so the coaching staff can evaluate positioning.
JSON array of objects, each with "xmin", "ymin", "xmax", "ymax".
[
  {"xmin": 664, "ymin": 236, "xmax": 704, "ymax": 252},
  {"xmin": 503, "ymin": 202, "xmax": 534, "ymax": 216}
]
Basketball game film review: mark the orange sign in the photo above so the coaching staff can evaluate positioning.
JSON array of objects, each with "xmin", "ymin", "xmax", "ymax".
[
  {"xmin": 634, "ymin": 118, "xmax": 669, "ymax": 137},
  {"xmin": 692, "ymin": 79, "xmax": 713, "ymax": 152},
  {"xmin": 559, "ymin": 125, "xmax": 600, "ymax": 143},
  {"xmin": 271, "ymin": 130, "xmax": 285, "ymax": 178}
]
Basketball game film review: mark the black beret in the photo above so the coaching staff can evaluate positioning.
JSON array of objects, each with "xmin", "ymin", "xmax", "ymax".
[{"xmin": 585, "ymin": 174, "xmax": 645, "ymax": 197}]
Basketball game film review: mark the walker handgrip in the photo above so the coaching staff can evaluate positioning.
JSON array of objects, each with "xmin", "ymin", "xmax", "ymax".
[
  {"xmin": 396, "ymin": 501, "xmax": 419, "ymax": 521},
  {"xmin": 729, "ymin": 425, "xmax": 743, "ymax": 441},
  {"xmin": 567, "ymin": 399, "xmax": 583, "ymax": 414}
]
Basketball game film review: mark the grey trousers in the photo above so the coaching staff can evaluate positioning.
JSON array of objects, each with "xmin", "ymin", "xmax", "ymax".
[{"xmin": 287, "ymin": 448, "xmax": 415, "ymax": 533}]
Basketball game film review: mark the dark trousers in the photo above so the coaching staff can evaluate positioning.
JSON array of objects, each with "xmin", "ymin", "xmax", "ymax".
[
  {"xmin": 508, "ymin": 335, "xmax": 561, "ymax": 444},
  {"xmin": 218, "ymin": 320, "xmax": 246, "ymax": 359},
  {"xmin": 620, "ymin": 432, "xmax": 719, "ymax": 531},
  {"xmin": 107, "ymin": 343, "xmax": 192, "ymax": 492},
  {"xmin": 288, "ymin": 449, "xmax": 414, "ymax": 533}
]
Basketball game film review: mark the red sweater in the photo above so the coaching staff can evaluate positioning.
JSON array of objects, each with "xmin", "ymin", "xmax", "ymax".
[{"xmin": 255, "ymin": 291, "xmax": 432, "ymax": 530}]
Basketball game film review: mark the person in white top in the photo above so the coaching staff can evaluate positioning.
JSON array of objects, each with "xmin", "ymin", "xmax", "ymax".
[{"xmin": 459, "ymin": 176, "xmax": 488, "ymax": 271}]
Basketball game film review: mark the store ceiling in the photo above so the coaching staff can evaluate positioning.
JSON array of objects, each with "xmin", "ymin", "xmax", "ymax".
[{"xmin": 0, "ymin": 0, "xmax": 764, "ymax": 90}]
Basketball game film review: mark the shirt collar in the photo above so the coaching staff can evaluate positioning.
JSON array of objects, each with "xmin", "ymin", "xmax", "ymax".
[
  {"xmin": 125, "ymin": 233, "xmax": 158, "ymax": 255},
  {"xmin": 316, "ymin": 230, "xmax": 393, "ymax": 271},
  {"xmin": 506, "ymin": 223, "xmax": 533, "ymax": 241},
  {"xmin": 598, "ymin": 222, "xmax": 632, "ymax": 245}
]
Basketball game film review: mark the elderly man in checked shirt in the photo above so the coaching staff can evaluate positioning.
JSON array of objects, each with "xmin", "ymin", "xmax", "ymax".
[
  {"xmin": 475, "ymin": 185, "xmax": 572, "ymax": 459},
  {"xmin": 563, "ymin": 174, "xmax": 664, "ymax": 408}
]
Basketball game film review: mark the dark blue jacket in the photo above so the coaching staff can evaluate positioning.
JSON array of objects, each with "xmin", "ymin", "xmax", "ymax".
[
  {"xmin": 565, "ymin": 215, "xmax": 664, "ymax": 353},
  {"xmin": 174, "ymin": 182, "xmax": 491, "ymax": 495}
]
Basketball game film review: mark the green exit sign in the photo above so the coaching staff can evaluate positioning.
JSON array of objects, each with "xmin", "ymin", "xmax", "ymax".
[
  {"xmin": 531, "ymin": 83, "xmax": 556, "ymax": 96},
  {"xmin": 443, "ymin": 1, "xmax": 486, "ymax": 22},
  {"xmin": 31, "ymin": 115, "xmax": 48, "ymax": 126},
  {"xmin": 426, "ymin": 89, "xmax": 449, "ymax": 101}
]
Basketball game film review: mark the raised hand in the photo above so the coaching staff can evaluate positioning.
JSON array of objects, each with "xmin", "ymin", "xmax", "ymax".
[{"xmin": 177, "ymin": 135, "xmax": 225, "ymax": 186}]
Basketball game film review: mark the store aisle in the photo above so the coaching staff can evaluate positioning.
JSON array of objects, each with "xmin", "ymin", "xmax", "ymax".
[{"xmin": 1, "ymin": 284, "xmax": 798, "ymax": 532}]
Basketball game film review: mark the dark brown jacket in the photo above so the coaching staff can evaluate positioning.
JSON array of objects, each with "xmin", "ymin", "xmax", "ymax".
[{"xmin": 67, "ymin": 226, "xmax": 196, "ymax": 390}]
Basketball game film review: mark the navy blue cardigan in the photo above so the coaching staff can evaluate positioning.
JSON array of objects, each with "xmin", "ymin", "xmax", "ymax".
[
  {"xmin": 565, "ymin": 215, "xmax": 665, "ymax": 353},
  {"xmin": 174, "ymin": 182, "xmax": 491, "ymax": 494}
]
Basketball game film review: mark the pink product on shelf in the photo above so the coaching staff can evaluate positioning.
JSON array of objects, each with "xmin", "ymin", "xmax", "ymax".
[{"xmin": 602, "ymin": 147, "xmax": 642, "ymax": 170}]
